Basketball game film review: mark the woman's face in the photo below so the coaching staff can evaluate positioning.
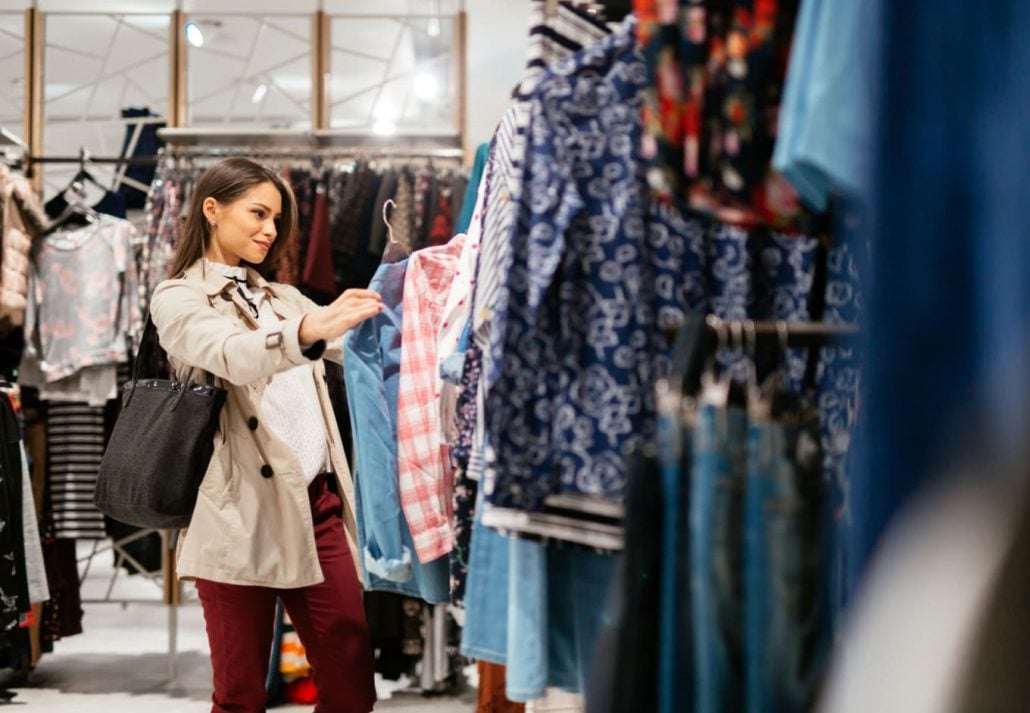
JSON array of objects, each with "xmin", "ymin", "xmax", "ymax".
[{"xmin": 203, "ymin": 181, "xmax": 282, "ymax": 266}]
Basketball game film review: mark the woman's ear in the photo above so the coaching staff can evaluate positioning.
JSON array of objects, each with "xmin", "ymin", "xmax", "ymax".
[{"xmin": 202, "ymin": 196, "xmax": 221, "ymax": 226}]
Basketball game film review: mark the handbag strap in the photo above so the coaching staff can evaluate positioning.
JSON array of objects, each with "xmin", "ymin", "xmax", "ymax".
[
  {"xmin": 130, "ymin": 317, "xmax": 160, "ymax": 386},
  {"xmin": 130, "ymin": 316, "xmax": 216, "ymax": 391}
]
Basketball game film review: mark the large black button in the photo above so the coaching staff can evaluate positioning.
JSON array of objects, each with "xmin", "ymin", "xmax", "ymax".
[
  {"xmin": 247, "ymin": 417, "xmax": 259, "ymax": 431},
  {"xmin": 260, "ymin": 464, "xmax": 274, "ymax": 479}
]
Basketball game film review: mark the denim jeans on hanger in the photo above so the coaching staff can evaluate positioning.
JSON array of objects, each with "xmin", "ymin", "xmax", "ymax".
[
  {"xmin": 744, "ymin": 401, "xmax": 826, "ymax": 713},
  {"xmin": 658, "ymin": 407, "xmax": 693, "ymax": 713},
  {"xmin": 459, "ymin": 484, "xmax": 512, "ymax": 664},
  {"xmin": 692, "ymin": 401, "xmax": 748, "ymax": 713},
  {"xmin": 505, "ymin": 538, "xmax": 619, "ymax": 702}
]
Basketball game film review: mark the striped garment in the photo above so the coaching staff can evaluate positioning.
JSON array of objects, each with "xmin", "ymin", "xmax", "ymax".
[
  {"xmin": 47, "ymin": 402, "xmax": 107, "ymax": 540},
  {"xmin": 473, "ymin": 1, "xmax": 612, "ymax": 375}
]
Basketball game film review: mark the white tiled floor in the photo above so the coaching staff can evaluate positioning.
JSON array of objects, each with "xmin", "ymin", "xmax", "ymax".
[{"xmin": 5, "ymin": 543, "xmax": 473, "ymax": 712}]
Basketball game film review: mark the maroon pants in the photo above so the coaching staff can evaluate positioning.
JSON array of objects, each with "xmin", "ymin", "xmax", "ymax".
[{"xmin": 196, "ymin": 474, "xmax": 377, "ymax": 713}]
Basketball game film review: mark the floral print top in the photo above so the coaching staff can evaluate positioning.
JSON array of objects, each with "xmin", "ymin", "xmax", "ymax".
[
  {"xmin": 21, "ymin": 216, "xmax": 140, "ymax": 383},
  {"xmin": 636, "ymin": 0, "xmax": 810, "ymax": 229}
]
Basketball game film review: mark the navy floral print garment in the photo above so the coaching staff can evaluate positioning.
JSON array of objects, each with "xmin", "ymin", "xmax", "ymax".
[{"xmin": 484, "ymin": 19, "xmax": 697, "ymax": 511}]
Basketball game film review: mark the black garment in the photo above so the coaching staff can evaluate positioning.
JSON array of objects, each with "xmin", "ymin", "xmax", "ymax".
[
  {"xmin": 330, "ymin": 164, "xmax": 376, "ymax": 291},
  {"xmin": 449, "ymin": 173, "xmax": 467, "ymax": 229},
  {"xmin": 0, "ymin": 329, "xmax": 24, "ymax": 379},
  {"xmin": 0, "ymin": 394, "xmax": 27, "ymax": 631},
  {"xmin": 585, "ymin": 451, "xmax": 662, "ymax": 713},
  {"xmin": 41, "ymin": 537, "xmax": 82, "ymax": 642},
  {"xmin": 117, "ymin": 107, "xmax": 165, "ymax": 209},
  {"xmin": 363, "ymin": 591, "xmax": 420, "ymax": 680},
  {"xmin": 367, "ymin": 170, "xmax": 400, "ymax": 262},
  {"xmin": 323, "ymin": 361, "xmax": 352, "ymax": 465},
  {"xmin": 355, "ymin": 172, "xmax": 384, "ymax": 289},
  {"xmin": 290, "ymin": 169, "xmax": 318, "ymax": 284},
  {"xmin": 419, "ymin": 172, "xmax": 440, "ymax": 250}
]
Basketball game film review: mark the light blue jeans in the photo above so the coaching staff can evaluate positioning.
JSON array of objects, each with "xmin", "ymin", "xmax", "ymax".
[
  {"xmin": 459, "ymin": 485, "xmax": 512, "ymax": 663},
  {"xmin": 505, "ymin": 538, "xmax": 618, "ymax": 702}
]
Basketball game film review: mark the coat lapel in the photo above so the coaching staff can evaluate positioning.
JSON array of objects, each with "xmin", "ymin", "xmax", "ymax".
[
  {"xmin": 228, "ymin": 288, "xmax": 262, "ymax": 329},
  {"xmin": 187, "ymin": 259, "xmax": 290, "ymax": 330}
]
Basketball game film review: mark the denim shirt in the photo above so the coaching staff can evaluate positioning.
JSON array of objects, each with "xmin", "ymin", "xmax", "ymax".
[{"xmin": 343, "ymin": 257, "xmax": 449, "ymax": 603}]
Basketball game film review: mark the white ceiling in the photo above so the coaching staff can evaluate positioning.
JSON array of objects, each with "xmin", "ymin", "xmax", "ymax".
[
  {"xmin": 0, "ymin": 0, "xmax": 527, "ymax": 197},
  {"xmin": 0, "ymin": 1, "xmax": 464, "ymax": 15}
]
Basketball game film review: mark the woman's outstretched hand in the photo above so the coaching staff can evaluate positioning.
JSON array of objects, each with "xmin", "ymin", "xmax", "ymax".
[{"xmin": 299, "ymin": 289, "xmax": 383, "ymax": 346}]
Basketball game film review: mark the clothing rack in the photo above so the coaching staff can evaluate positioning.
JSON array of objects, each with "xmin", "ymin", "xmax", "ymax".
[
  {"xmin": 702, "ymin": 315, "xmax": 860, "ymax": 349},
  {"xmin": 664, "ymin": 315, "xmax": 860, "ymax": 400},
  {"xmin": 68, "ymin": 505, "xmax": 183, "ymax": 680},
  {"xmin": 23, "ymin": 144, "xmax": 185, "ymax": 677},
  {"xmin": 27, "ymin": 155, "xmax": 159, "ymax": 166},
  {"xmin": 76, "ymin": 529, "xmax": 184, "ymax": 682},
  {"xmin": 160, "ymin": 147, "xmax": 465, "ymax": 165},
  {"xmin": 158, "ymin": 127, "xmax": 464, "ymax": 159},
  {"xmin": 26, "ymin": 148, "xmax": 159, "ymax": 195}
]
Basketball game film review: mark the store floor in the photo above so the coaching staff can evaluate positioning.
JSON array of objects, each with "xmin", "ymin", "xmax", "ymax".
[{"xmin": 7, "ymin": 542, "xmax": 474, "ymax": 712}]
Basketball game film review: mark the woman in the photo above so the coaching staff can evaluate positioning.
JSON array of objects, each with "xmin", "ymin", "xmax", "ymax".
[{"xmin": 150, "ymin": 158, "xmax": 382, "ymax": 713}]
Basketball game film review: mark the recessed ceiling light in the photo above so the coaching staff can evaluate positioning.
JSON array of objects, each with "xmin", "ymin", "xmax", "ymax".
[
  {"xmin": 185, "ymin": 21, "xmax": 204, "ymax": 48},
  {"xmin": 251, "ymin": 83, "xmax": 268, "ymax": 103},
  {"xmin": 413, "ymin": 72, "xmax": 439, "ymax": 100}
]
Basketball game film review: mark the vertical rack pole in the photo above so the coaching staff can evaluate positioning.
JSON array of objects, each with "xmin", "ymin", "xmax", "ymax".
[
  {"xmin": 165, "ymin": 13, "xmax": 185, "ymax": 678},
  {"xmin": 24, "ymin": 7, "xmax": 43, "ymax": 194},
  {"xmin": 163, "ymin": 529, "xmax": 180, "ymax": 681},
  {"xmin": 455, "ymin": 10, "xmax": 468, "ymax": 165},
  {"xmin": 169, "ymin": 8, "xmax": 186, "ymax": 128},
  {"xmin": 312, "ymin": 9, "xmax": 330, "ymax": 130}
]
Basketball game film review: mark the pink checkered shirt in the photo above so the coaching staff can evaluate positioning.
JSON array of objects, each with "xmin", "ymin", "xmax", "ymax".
[{"xmin": 397, "ymin": 233, "xmax": 466, "ymax": 563}]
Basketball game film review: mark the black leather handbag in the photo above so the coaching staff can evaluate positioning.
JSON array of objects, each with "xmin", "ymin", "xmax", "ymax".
[{"xmin": 94, "ymin": 317, "xmax": 227, "ymax": 529}]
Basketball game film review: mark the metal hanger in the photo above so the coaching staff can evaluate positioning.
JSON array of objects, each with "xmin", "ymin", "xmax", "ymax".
[
  {"xmin": 46, "ymin": 147, "xmax": 101, "ymax": 233},
  {"xmin": 700, "ymin": 316, "xmax": 732, "ymax": 408},
  {"xmin": 381, "ymin": 198, "xmax": 409, "ymax": 264}
]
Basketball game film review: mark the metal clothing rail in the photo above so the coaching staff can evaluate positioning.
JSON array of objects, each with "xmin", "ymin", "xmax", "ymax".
[
  {"xmin": 660, "ymin": 315, "xmax": 861, "ymax": 409},
  {"xmin": 158, "ymin": 127, "xmax": 463, "ymax": 156},
  {"xmin": 27, "ymin": 155, "xmax": 159, "ymax": 165},
  {"xmin": 26, "ymin": 147, "xmax": 157, "ymax": 198},
  {"xmin": 702, "ymin": 315, "xmax": 860, "ymax": 349},
  {"xmin": 162, "ymin": 146, "xmax": 465, "ymax": 161}
]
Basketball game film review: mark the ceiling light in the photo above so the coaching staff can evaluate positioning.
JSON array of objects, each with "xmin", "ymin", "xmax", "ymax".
[
  {"xmin": 185, "ymin": 21, "xmax": 204, "ymax": 48},
  {"xmin": 372, "ymin": 118, "xmax": 396, "ymax": 136},
  {"xmin": 427, "ymin": 17, "xmax": 441, "ymax": 37},
  {"xmin": 413, "ymin": 72, "xmax": 439, "ymax": 100},
  {"xmin": 251, "ymin": 83, "xmax": 268, "ymax": 103}
]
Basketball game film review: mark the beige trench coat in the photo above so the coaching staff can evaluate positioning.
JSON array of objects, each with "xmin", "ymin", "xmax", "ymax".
[{"xmin": 150, "ymin": 258, "xmax": 360, "ymax": 588}]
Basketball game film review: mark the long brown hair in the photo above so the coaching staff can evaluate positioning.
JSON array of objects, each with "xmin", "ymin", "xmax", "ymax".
[{"xmin": 168, "ymin": 157, "xmax": 298, "ymax": 278}]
